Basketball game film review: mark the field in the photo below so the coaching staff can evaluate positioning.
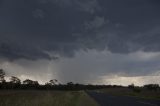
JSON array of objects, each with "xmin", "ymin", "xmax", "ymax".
[
  {"xmin": 1, "ymin": 88, "xmax": 159, "ymax": 106},
  {"xmin": 0, "ymin": 90, "xmax": 99, "ymax": 106},
  {"xmin": 99, "ymin": 87, "xmax": 160, "ymax": 100}
]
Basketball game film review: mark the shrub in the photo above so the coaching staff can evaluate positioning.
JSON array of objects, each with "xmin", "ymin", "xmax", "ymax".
[{"xmin": 133, "ymin": 88, "xmax": 141, "ymax": 93}]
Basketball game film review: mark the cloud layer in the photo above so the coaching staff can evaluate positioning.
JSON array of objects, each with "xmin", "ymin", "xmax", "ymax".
[
  {"xmin": 0, "ymin": 0, "xmax": 160, "ymax": 60},
  {"xmin": 0, "ymin": 0, "xmax": 160, "ymax": 85},
  {"xmin": 1, "ymin": 49, "xmax": 160, "ymax": 85}
]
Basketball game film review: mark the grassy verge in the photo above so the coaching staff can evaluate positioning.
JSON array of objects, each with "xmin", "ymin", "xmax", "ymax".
[
  {"xmin": 125, "ymin": 91, "xmax": 160, "ymax": 100},
  {"xmin": 99, "ymin": 88, "xmax": 160, "ymax": 100},
  {"xmin": 0, "ymin": 90, "xmax": 99, "ymax": 106}
]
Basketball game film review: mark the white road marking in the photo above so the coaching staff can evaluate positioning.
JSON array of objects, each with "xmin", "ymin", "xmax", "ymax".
[{"xmin": 138, "ymin": 101, "xmax": 158, "ymax": 106}]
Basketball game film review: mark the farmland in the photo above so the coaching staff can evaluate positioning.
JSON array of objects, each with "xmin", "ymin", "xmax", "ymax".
[{"xmin": 0, "ymin": 90, "xmax": 99, "ymax": 106}]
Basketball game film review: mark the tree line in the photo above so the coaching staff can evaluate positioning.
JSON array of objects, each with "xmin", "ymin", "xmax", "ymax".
[
  {"xmin": 0, "ymin": 68, "xmax": 110, "ymax": 90},
  {"xmin": 0, "ymin": 69, "xmax": 160, "ymax": 91}
]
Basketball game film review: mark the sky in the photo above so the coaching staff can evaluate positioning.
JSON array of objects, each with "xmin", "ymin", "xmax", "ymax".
[{"xmin": 0, "ymin": 0, "xmax": 160, "ymax": 85}]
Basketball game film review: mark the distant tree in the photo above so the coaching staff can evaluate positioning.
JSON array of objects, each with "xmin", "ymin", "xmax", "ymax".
[
  {"xmin": 49, "ymin": 79, "xmax": 58, "ymax": 85},
  {"xmin": 23, "ymin": 79, "xmax": 32, "ymax": 85},
  {"xmin": 144, "ymin": 84, "xmax": 159, "ymax": 91},
  {"xmin": 10, "ymin": 76, "xmax": 21, "ymax": 84},
  {"xmin": 45, "ymin": 79, "xmax": 58, "ymax": 90},
  {"xmin": 67, "ymin": 82, "xmax": 74, "ymax": 86},
  {"xmin": 9, "ymin": 76, "xmax": 21, "ymax": 89},
  {"xmin": 23, "ymin": 79, "xmax": 39, "ymax": 89},
  {"xmin": 67, "ymin": 82, "xmax": 75, "ymax": 90},
  {"xmin": 128, "ymin": 83, "xmax": 135, "ymax": 89},
  {"xmin": 0, "ymin": 69, "xmax": 5, "ymax": 83},
  {"xmin": 32, "ymin": 81, "xmax": 39, "ymax": 86},
  {"xmin": 23, "ymin": 79, "xmax": 39, "ymax": 85}
]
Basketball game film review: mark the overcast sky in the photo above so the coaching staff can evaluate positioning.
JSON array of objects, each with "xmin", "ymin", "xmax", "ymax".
[{"xmin": 0, "ymin": 0, "xmax": 160, "ymax": 85}]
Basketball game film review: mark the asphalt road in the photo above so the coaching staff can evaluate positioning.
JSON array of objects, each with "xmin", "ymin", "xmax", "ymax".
[{"xmin": 87, "ymin": 91, "xmax": 160, "ymax": 106}]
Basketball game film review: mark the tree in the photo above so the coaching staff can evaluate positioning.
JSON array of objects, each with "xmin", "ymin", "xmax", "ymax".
[
  {"xmin": 9, "ymin": 76, "xmax": 21, "ymax": 89},
  {"xmin": 23, "ymin": 79, "xmax": 39, "ymax": 85},
  {"xmin": 128, "ymin": 83, "xmax": 135, "ymax": 89},
  {"xmin": 0, "ymin": 69, "xmax": 5, "ymax": 83},
  {"xmin": 10, "ymin": 76, "xmax": 21, "ymax": 84},
  {"xmin": 67, "ymin": 82, "xmax": 74, "ymax": 86},
  {"xmin": 23, "ymin": 79, "xmax": 39, "ymax": 89},
  {"xmin": 49, "ymin": 79, "xmax": 58, "ymax": 85},
  {"xmin": 144, "ymin": 84, "xmax": 159, "ymax": 91}
]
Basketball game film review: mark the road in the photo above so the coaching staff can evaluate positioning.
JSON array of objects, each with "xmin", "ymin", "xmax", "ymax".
[{"xmin": 87, "ymin": 91, "xmax": 160, "ymax": 106}]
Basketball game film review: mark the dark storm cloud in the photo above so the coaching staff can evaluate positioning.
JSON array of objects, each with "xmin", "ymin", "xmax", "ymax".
[{"xmin": 0, "ymin": 0, "xmax": 160, "ymax": 60}]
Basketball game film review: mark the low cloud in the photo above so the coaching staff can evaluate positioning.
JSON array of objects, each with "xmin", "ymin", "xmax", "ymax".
[
  {"xmin": 1, "ymin": 49, "xmax": 160, "ymax": 85},
  {"xmin": 0, "ymin": 0, "xmax": 160, "ymax": 85}
]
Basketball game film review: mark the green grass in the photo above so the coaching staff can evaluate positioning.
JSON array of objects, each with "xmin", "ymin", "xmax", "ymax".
[
  {"xmin": 126, "ymin": 90, "xmax": 160, "ymax": 100},
  {"xmin": 99, "ymin": 88, "xmax": 160, "ymax": 100},
  {"xmin": 0, "ymin": 90, "xmax": 99, "ymax": 106}
]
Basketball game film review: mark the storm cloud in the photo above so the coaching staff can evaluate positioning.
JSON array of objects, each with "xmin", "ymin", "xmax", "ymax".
[{"xmin": 0, "ymin": 0, "xmax": 160, "ymax": 85}]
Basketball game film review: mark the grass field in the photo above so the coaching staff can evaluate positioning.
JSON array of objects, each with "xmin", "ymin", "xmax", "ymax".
[
  {"xmin": 0, "ymin": 90, "xmax": 99, "ymax": 106},
  {"xmin": 99, "ymin": 88, "xmax": 160, "ymax": 100}
]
